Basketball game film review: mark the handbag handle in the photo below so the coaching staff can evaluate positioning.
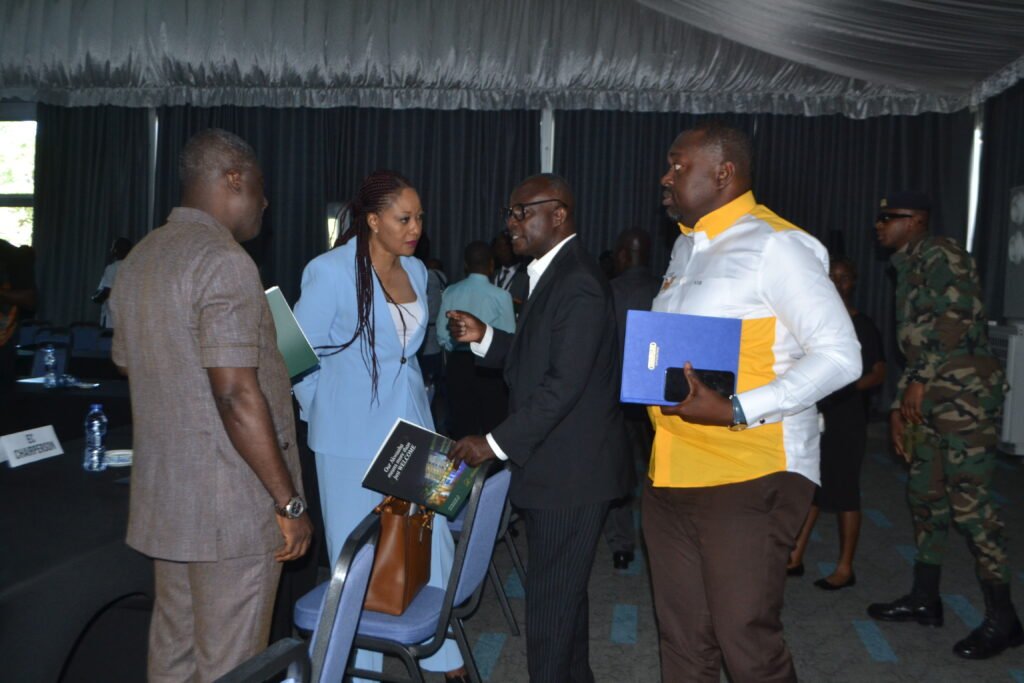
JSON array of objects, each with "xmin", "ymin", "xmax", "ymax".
[{"xmin": 374, "ymin": 496, "xmax": 435, "ymax": 533}]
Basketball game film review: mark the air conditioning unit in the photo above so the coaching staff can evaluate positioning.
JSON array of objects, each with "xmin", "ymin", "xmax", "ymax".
[{"xmin": 989, "ymin": 321, "xmax": 1024, "ymax": 455}]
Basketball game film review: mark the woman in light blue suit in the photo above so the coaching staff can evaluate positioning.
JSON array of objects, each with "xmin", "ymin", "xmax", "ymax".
[{"xmin": 293, "ymin": 170, "xmax": 467, "ymax": 682}]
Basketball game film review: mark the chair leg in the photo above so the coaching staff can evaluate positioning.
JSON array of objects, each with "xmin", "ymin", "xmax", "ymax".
[
  {"xmin": 502, "ymin": 530, "xmax": 527, "ymax": 585},
  {"xmin": 487, "ymin": 561, "xmax": 520, "ymax": 636},
  {"xmin": 451, "ymin": 618, "xmax": 482, "ymax": 683}
]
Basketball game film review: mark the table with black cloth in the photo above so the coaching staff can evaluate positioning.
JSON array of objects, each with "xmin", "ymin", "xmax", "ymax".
[
  {"xmin": 0, "ymin": 425, "xmax": 153, "ymax": 683},
  {"xmin": 0, "ymin": 385, "xmax": 326, "ymax": 679},
  {"xmin": 0, "ymin": 379, "xmax": 131, "ymax": 439}
]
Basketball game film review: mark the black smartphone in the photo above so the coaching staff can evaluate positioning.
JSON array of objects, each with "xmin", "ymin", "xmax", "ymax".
[{"xmin": 663, "ymin": 367, "xmax": 736, "ymax": 403}]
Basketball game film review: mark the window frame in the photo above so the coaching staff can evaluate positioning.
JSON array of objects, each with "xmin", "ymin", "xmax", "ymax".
[{"xmin": 0, "ymin": 101, "xmax": 37, "ymax": 245}]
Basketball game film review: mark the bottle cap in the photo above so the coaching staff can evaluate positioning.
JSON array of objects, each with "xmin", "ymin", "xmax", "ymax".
[{"xmin": 90, "ymin": 403, "xmax": 103, "ymax": 411}]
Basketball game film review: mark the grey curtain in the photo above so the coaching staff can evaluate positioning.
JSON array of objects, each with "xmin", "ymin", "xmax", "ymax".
[
  {"xmin": 33, "ymin": 104, "xmax": 151, "ymax": 325},
  {"xmin": 974, "ymin": 80, "xmax": 1024, "ymax": 320},
  {"xmin": 153, "ymin": 106, "xmax": 540, "ymax": 302},
  {"xmin": 554, "ymin": 109, "xmax": 973, "ymax": 405},
  {"xmin": 3, "ymin": 0, "xmax": 1019, "ymax": 117}
]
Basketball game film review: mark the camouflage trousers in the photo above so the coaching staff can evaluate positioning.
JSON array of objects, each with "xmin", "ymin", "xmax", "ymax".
[{"xmin": 906, "ymin": 418, "xmax": 1009, "ymax": 583}]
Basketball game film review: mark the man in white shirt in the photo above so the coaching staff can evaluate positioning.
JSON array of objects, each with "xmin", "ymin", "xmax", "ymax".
[
  {"xmin": 644, "ymin": 121, "xmax": 861, "ymax": 682},
  {"xmin": 92, "ymin": 237, "xmax": 132, "ymax": 328}
]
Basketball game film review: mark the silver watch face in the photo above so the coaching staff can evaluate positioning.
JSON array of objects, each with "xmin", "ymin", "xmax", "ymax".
[{"xmin": 285, "ymin": 497, "xmax": 306, "ymax": 518}]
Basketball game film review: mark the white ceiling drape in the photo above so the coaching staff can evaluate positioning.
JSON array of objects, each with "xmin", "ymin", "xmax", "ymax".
[{"xmin": 1, "ymin": 0, "xmax": 1021, "ymax": 117}]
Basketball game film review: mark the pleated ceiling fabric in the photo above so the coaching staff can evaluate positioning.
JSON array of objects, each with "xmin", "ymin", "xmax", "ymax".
[{"xmin": 2, "ymin": 0, "xmax": 1021, "ymax": 117}]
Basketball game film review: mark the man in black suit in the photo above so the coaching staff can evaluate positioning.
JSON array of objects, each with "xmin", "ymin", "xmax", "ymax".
[{"xmin": 448, "ymin": 174, "xmax": 629, "ymax": 683}]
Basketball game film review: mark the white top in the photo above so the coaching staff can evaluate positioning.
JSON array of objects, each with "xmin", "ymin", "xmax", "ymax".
[
  {"xmin": 387, "ymin": 298, "xmax": 423, "ymax": 352},
  {"xmin": 98, "ymin": 260, "xmax": 121, "ymax": 328}
]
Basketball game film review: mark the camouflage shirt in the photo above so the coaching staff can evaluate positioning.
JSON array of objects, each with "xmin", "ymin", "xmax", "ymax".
[{"xmin": 891, "ymin": 234, "xmax": 1004, "ymax": 412}]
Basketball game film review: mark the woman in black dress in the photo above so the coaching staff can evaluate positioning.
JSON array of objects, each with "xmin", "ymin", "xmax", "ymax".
[{"xmin": 787, "ymin": 256, "xmax": 886, "ymax": 589}]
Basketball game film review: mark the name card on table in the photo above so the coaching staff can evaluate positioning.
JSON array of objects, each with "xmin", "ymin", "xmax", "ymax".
[{"xmin": 1, "ymin": 426, "xmax": 64, "ymax": 468}]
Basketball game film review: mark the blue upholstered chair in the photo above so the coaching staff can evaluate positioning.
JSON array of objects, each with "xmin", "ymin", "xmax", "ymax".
[
  {"xmin": 219, "ymin": 512, "xmax": 379, "ymax": 683},
  {"xmin": 349, "ymin": 464, "xmax": 509, "ymax": 683},
  {"xmin": 69, "ymin": 322, "xmax": 105, "ymax": 358},
  {"xmin": 448, "ymin": 497, "xmax": 524, "ymax": 635},
  {"xmin": 294, "ymin": 463, "xmax": 510, "ymax": 683}
]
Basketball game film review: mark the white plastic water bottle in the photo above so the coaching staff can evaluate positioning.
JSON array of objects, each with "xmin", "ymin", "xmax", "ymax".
[
  {"xmin": 83, "ymin": 403, "xmax": 108, "ymax": 472},
  {"xmin": 43, "ymin": 344, "xmax": 58, "ymax": 388}
]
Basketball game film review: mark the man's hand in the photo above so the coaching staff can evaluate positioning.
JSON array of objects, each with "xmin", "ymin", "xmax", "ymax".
[
  {"xmin": 274, "ymin": 513, "xmax": 314, "ymax": 562},
  {"xmin": 450, "ymin": 435, "xmax": 497, "ymax": 467},
  {"xmin": 659, "ymin": 362, "xmax": 732, "ymax": 426},
  {"xmin": 447, "ymin": 310, "xmax": 486, "ymax": 344},
  {"xmin": 900, "ymin": 381, "xmax": 926, "ymax": 425},
  {"xmin": 890, "ymin": 409, "xmax": 911, "ymax": 464}
]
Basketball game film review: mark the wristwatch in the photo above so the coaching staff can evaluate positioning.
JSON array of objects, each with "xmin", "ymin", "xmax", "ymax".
[
  {"xmin": 274, "ymin": 495, "xmax": 307, "ymax": 519},
  {"xmin": 728, "ymin": 394, "xmax": 748, "ymax": 432}
]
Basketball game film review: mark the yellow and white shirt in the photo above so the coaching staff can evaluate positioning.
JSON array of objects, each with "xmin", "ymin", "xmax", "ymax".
[{"xmin": 649, "ymin": 191, "xmax": 861, "ymax": 488}]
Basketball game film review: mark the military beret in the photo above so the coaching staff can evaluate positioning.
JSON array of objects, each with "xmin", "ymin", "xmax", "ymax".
[{"xmin": 879, "ymin": 191, "xmax": 932, "ymax": 211}]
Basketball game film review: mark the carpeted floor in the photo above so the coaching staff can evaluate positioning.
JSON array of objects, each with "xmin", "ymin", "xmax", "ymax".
[{"xmin": 64, "ymin": 420, "xmax": 1024, "ymax": 682}]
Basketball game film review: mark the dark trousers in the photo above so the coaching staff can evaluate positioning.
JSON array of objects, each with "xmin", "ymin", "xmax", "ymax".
[
  {"xmin": 521, "ymin": 502, "xmax": 609, "ymax": 683},
  {"xmin": 643, "ymin": 472, "xmax": 814, "ymax": 683},
  {"xmin": 603, "ymin": 417, "xmax": 652, "ymax": 554},
  {"xmin": 445, "ymin": 350, "xmax": 507, "ymax": 439}
]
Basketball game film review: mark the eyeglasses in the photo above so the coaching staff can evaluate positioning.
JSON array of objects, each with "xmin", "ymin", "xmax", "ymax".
[
  {"xmin": 876, "ymin": 212, "xmax": 915, "ymax": 223},
  {"xmin": 500, "ymin": 199, "xmax": 565, "ymax": 222}
]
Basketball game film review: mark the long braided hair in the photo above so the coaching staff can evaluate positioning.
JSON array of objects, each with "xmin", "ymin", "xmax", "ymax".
[{"xmin": 317, "ymin": 170, "xmax": 414, "ymax": 403}]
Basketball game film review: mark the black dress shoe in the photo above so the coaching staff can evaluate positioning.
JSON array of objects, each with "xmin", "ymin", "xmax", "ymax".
[
  {"xmin": 814, "ymin": 574, "xmax": 856, "ymax": 591},
  {"xmin": 613, "ymin": 551, "xmax": 634, "ymax": 570},
  {"xmin": 953, "ymin": 616, "xmax": 1024, "ymax": 659},
  {"xmin": 867, "ymin": 594, "xmax": 943, "ymax": 626},
  {"xmin": 786, "ymin": 563, "xmax": 804, "ymax": 577}
]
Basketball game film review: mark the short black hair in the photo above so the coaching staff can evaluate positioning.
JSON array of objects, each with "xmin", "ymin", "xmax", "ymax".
[
  {"xmin": 518, "ymin": 173, "xmax": 575, "ymax": 212},
  {"xmin": 179, "ymin": 128, "xmax": 259, "ymax": 189},
  {"xmin": 691, "ymin": 120, "xmax": 753, "ymax": 181},
  {"xmin": 464, "ymin": 241, "xmax": 492, "ymax": 271},
  {"xmin": 830, "ymin": 254, "xmax": 858, "ymax": 280},
  {"xmin": 111, "ymin": 237, "xmax": 133, "ymax": 260}
]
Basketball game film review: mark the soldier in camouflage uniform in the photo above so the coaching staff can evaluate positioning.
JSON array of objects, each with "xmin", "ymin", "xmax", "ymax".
[{"xmin": 866, "ymin": 191, "xmax": 1021, "ymax": 660}]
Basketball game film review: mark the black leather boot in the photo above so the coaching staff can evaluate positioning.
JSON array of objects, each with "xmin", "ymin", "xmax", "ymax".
[
  {"xmin": 866, "ymin": 562, "xmax": 943, "ymax": 626},
  {"xmin": 953, "ymin": 582, "xmax": 1024, "ymax": 659}
]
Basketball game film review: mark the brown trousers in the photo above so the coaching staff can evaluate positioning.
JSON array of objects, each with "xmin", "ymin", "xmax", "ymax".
[
  {"xmin": 643, "ymin": 472, "xmax": 814, "ymax": 683},
  {"xmin": 149, "ymin": 553, "xmax": 281, "ymax": 683}
]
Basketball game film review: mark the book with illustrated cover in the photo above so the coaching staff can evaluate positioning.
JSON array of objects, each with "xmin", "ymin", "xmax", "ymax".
[
  {"xmin": 362, "ymin": 418, "xmax": 483, "ymax": 519},
  {"xmin": 265, "ymin": 286, "xmax": 319, "ymax": 381}
]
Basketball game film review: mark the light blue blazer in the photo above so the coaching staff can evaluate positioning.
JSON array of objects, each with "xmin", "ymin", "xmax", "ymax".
[{"xmin": 293, "ymin": 239, "xmax": 433, "ymax": 459}]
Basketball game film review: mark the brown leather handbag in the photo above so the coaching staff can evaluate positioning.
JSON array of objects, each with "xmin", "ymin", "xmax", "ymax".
[{"xmin": 364, "ymin": 496, "xmax": 434, "ymax": 615}]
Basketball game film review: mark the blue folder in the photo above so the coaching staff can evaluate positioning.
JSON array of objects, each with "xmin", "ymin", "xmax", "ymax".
[{"xmin": 620, "ymin": 310, "xmax": 742, "ymax": 406}]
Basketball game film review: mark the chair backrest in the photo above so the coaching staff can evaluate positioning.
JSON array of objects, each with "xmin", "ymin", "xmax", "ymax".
[
  {"xmin": 34, "ymin": 326, "xmax": 72, "ymax": 348},
  {"xmin": 16, "ymin": 319, "xmax": 48, "ymax": 347},
  {"xmin": 30, "ymin": 345, "xmax": 68, "ymax": 378},
  {"xmin": 446, "ymin": 465, "xmax": 512, "ymax": 612},
  {"xmin": 69, "ymin": 323, "xmax": 103, "ymax": 356},
  {"xmin": 309, "ymin": 512, "xmax": 380, "ymax": 683},
  {"xmin": 96, "ymin": 328, "xmax": 114, "ymax": 354}
]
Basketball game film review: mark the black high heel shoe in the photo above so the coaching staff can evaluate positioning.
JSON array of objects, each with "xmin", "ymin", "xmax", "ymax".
[
  {"xmin": 786, "ymin": 563, "xmax": 805, "ymax": 577},
  {"xmin": 814, "ymin": 573, "xmax": 856, "ymax": 591}
]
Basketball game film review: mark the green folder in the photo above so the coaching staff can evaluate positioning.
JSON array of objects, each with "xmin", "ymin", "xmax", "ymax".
[{"xmin": 265, "ymin": 286, "xmax": 319, "ymax": 380}]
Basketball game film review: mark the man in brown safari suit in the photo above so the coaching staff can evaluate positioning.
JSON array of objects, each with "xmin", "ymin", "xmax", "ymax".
[{"xmin": 110, "ymin": 129, "xmax": 312, "ymax": 682}]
